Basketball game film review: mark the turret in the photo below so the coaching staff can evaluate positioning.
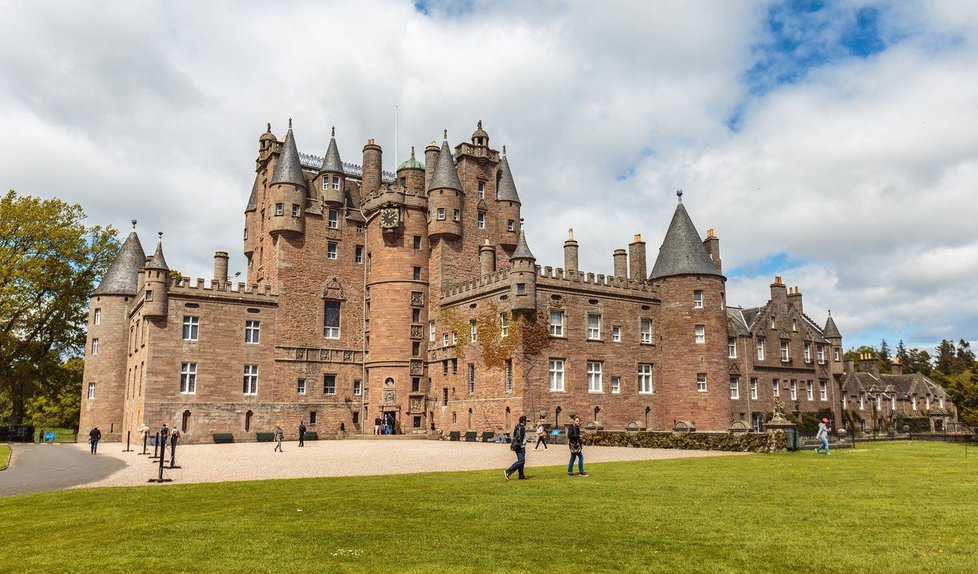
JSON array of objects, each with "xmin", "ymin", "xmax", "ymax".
[
  {"xmin": 396, "ymin": 146, "xmax": 426, "ymax": 193},
  {"xmin": 823, "ymin": 311, "xmax": 843, "ymax": 371},
  {"xmin": 480, "ymin": 239, "xmax": 496, "ymax": 275},
  {"xmin": 613, "ymin": 248, "xmax": 628, "ymax": 278},
  {"xmin": 257, "ymin": 122, "xmax": 277, "ymax": 166},
  {"xmin": 471, "ymin": 120, "xmax": 489, "ymax": 148},
  {"xmin": 563, "ymin": 228, "xmax": 579, "ymax": 273},
  {"xmin": 213, "ymin": 251, "xmax": 229, "ymax": 287},
  {"xmin": 142, "ymin": 233, "xmax": 170, "ymax": 320},
  {"xmin": 427, "ymin": 132, "xmax": 463, "ymax": 240},
  {"xmin": 319, "ymin": 127, "xmax": 346, "ymax": 207},
  {"xmin": 495, "ymin": 149, "xmax": 522, "ymax": 249},
  {"xmin": 361, "ymin": 139, "xmax": 383, "ymax": 197},
  {"xmin": 508, "ymin": 223, "xmax": 536, "ymax": 315},
  {"xmin": 267, "ymin": 120, "xmax": 306, "ymax": 236},
  {"xmin": 243, "ymin": 176, "xmax": 258, "ymax": 258}
]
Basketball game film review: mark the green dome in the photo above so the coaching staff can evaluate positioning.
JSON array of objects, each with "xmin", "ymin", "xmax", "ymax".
[{"xmin": 397, "ymin": 147, "xmax": 425, "ymax": 171}]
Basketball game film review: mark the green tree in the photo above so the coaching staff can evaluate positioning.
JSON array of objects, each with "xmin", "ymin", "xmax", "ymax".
[
  {"xmin": 25, "ymin": 357, "xmax": 83, "ymax": 428},
  {"xmin": 879, "ymin": 339, "xmax": 892, "ymax": 372},
  {"xmin": 945, "ymin": 369, "xmax": 978, "ymax": 428},
  {"xmin": 935, "ymin": 339, "xmax": 957, "ymax": 375},
  {"xmin": 902, "ymin": 347, "xmax": 932, "ymax": 375},
  {"xmin": 0, "ymin": 191, "xmax": 118, "ymax": 424},
  {"xmin": 955, "ymin": 339, "xmax": 975, "ymax": 374}
]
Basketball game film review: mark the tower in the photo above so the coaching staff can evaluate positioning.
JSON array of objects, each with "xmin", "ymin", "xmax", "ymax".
[
  {"xmin": 649, "ymin": 192, "xmax": 730, "ymax": 431},
  {"xmin": 319, "ymin": 127, "xmax": 346, "ymax": 207},
  {"xmin": 267, "ymin": 120, "xmax": 306, "ymax": 236},
  {"xmin": 495, "ymin": 151, "xmax": 522, "ymax": 250},
  {"xmin": 427, "ymin": 133, "xmax": 464, "ymax": 240},
  {"xmin": 141, "ymin": 234, "xmax": 170, "ymax": 320},
  {"xmin": 508, "ymin": 224, "xmax": 537, "ymax": 316}
]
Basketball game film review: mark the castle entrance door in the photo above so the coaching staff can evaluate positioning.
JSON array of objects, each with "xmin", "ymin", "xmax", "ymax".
[{"xmin": 382, "ymin": 411, "xmax": 397, "ymax": 435}]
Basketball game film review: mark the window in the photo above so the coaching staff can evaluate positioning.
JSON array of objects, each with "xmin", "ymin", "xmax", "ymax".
[
  {"xmin": 819, "ymin": 380, "xmax": 827, "ymax": 401},
  {"xmin": 412, "ymin": 308, "xmax": 421, "ymax": 323},
  {"xmin": 789, "ymin": 380, "xmax": 797, "ymax": 400},
  {"xmin": 548, "ymin": 359, "xmax": 565, "ymax": 391},
  {"xmin": 328, "ymin": 209, "xmax": 339, "ymax": 228},
  {"xmin": 516, "ymin": 283, "xmax": 526, "ymax": 295},
  {"xmin": 357, "ymin": 224, "xmax": 364, "ymax": 234},
  {"xmin": 750, "ymin": 378, "xmax": 758, "ymax": 400},
  {"xmin": 640, "ymin": 318, "xmax": 652, "ymax": 344},
  {"xmin": 693, "ymin": 290, "xmax": 703, "ymax": 308},
  {"xmin": 355, "ymin": 245, "xmax": 364, "ymax": 264},
  {"xmin": 245, "ymin": 320, "xmax": 260, "ymax": 344},
  {"xmin": 611, "ymin": 376, "xmax": 621, "ymax": 394},
  {"xmin": 354, "ymin": 380, "xmax": 363, "ymax": 396},
  {"xmin": 756, "ymin": 338, "xmax": 765, "ymax": 360},
  {"xmin": 696, "ymin": 373, "xmax": 707, "ymax": 392},
  {"xmin": 332, "ymin": 175, "xmax": 340, "ymax": 190},
  {"xmin": 859, "ymin": 392, "xmax": 866, "ymax": 410},
  {"xmin": 728, "ymin": 338, "xmax": 736, "ymax": 358},
  {"xmin": 638, "ymin": 363, "xmax": 653, "ymax": 394},
  {"xmin": 911, "ymin": 394, "xmax": 917, "ymax": 410},
  {"xmin": 412, "ymin": 342, "xmax": 420, "ymax": 356},
  {"xmin": 323, "ymin": 301, "xmax": 341, "ymax": 338},
  {"xmin": 507, "ymin": 219, "xmax": 515, "ymax": 231},
  {"xmin": 469, "ymin": 320, "xmax": 477, "ymax": 343},
  {"xmin": 505, "ymin": 360, "xmax": 513, "ymax": 393},
  {"xmin": 451, "ymin": 332, "xmax": 457, "ymax": 345},
  {"xmin": 468, "ymin": 364, "xmax": 475, "ymax": 394},
  {"xmin": 275, "ymin": 203, "xmax": 284, "ymax": 216},
  {"xmin": 549, "ymin": 310, "xmax": 564, "ymax": 337},
  {"xmin": 242, "ymin": 365, "xmax": 258, "ymax": 395},
  {"xmin": 429, "ymin": 321, "xmax": 436, "ymax": 342},
  {"xmin": 243, "ymin": 227, "xmax": 248, "ymax": 240},
  {"xmin": 587, "ymin": 314, "xmax": 601, "ymax": 340},
  {"xmin": 695, "ymin": 325, "xmax": 705, "ymax": 344},
  {"xmin": 770, "ymin": 316, "xmax": 776, "ymax": 329},
  {"xmin": 93, "ymin": 308, "xmax": 101, "ymax": 325},
  {"xmin": 145, "ymin": 289, "xmax": 154, "ymax": 302},
  {"xmin": 413, "ymin": 235, "xmax": 421, "ymax": 250},
  {"xmin": 730, "ymin": 376, "xmax": 740, "ymax": 399},
  {"xmin": 413, "ymin": 266, "xmax": 421, "ymax": 280},
  {"xmin": 443, "ymin": 387, "xmax": 449, "ymax": 406},
  {"xmin": 180, "ymin": 362, "xmax": 197, "ymax": 394},
  {"xmin": 91, "ymin": 338, "xmax": 99, "ymax": 355},
  {"xmin": 323, "ymin": 374, "xmax": 336, "ymax": 396},
  {"xmin": 297, "ymin": 378, "xmax": 306, "ymax": 395},
  {"xmin": 291, "ymin": 204, "xmax": 300, "ymax": 217},
  {"xmin": 500, "ymin": 313, "xmax": 509, "ymax": 337},
  {"xmin": 309, "ymin": 411, "xmax": 317, "ymax": 424},
  {"xmin": 791, "ymin": 319, "xmax": 797, "ymax": 332},
  {"xmin": 442, "ymin": 333, "xmax": 449, "ymax": 346},
  {"xmin": 322, "ymin": 178, "xmax": 329, "ymax": 191},
  {"xmin": 182, "ymin": 316, "xmax": 200, "ymax": 341},
  {"xmin": 940, "ymin": 396, "xmax": 945, "ymax": 409},
  {"xmin": 452, "ymin": 209, "xmax": 460, "ymax": 222},
  {"xmin": 780, "ymin": 341, "xmax": 790, "ymax": 362},
  {"xmin": 87, "ymin": 382, "xmax": 96, "ymax": 399},
  {"xmin": 772, "ymin": 379, "xmax": 780, "ymax": 397},
  {"xmin": 612, "ymin": 326, "xmax": 621, "ymax": 342},
  {"xmin": 477, "ymin": 212, "xmax": 486, "ymax": 229},
  {"xmin": 804, "ymin": 343, "xmax": 812, "ymax": 363},
  {"xmin": 327, "ymin": 242, "xmax": 338, "ymax": 260},
  {"xmin": 817, "ymin": 345, "xmax": 825, "ymax": 364},
  {"xmin": 834, "ymin": 348, "xmax": 841, "ymax": 361},
  {"xmin": 879, "ymin": 394, "xmax": 885, "ymax": 410},
  {"xmin": 478, "ymin": 181, "xmax": 485, "ymax": 198},
  {"xmin": 806, "ymin": 381, "xmax": 813, "ymax": 401},
  {"xmin": 587, "ymin": 361, "xmax": 603, "ymax": 392},
  {"xmin": 436, "ymin": 208, "xmax": 446, "ymax": 220}
]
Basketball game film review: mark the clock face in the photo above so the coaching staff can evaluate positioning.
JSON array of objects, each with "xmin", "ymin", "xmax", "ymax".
[{"xmin": 380, "ymin": 208, "xmax": 399, "ymax": 228}]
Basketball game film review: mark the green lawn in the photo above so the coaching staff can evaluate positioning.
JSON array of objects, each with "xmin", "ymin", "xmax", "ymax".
[
  {"xmin": 0, "ymin": 445, "xmax": 9, "ymax": 470},
  {"xmin": 1, "ymin": 441, "xmax": 976, "ymax": 573}
]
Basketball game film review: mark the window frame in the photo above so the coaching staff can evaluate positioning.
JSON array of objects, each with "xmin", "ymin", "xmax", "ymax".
[
  {"xmin": 549, "ymin": 310, "xmax": 565, "ymax": 337},
  {"xmin": 587, "ymin": 314, "xmax": 601, "ymax": 341},
  {"xmin": 638, "ymin": 363, "xmax": 653, "ymax": 394},
  {"xmin": 323, "ymin": 374, "xmax": 337, "ymax": 396},
  {"xmin": 242, "ymin": 364, "xmax": 259, "ymax": 395},
  {"xmin": 587, "ymin": 361, "xmax": 603, "ymax": 393},
  {"xmin": 180, "ymin": 362, "xmax": 197, "ymax": 394},
  {"xmin": 548, "ymin": 359, "xmax": 565, "ymax": 392},
  {"xmin": 245, "ymin": 320, "xmax": 260, "ymax": 344},
  {"xmin": 182, "ymin": 315, "xmax": 200, "ymax": 341},
  {"xmin": 696, "ymin": 373, "xmax": 707, "ymax": 393},
  {"xmin": 323, "ymin": 300, "xmax": 341, "ymax": 339}
]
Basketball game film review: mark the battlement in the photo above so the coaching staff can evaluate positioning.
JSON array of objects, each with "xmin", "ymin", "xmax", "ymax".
[
  {"xmin": 454, "ymin": 142, "xmax": 500, "ymax": 162},
  {"xmin": 536, "ymin": 265, "xmax": 657, "ymax": 298},
  {"xmin": 440, "ymin": 269, "xmax": 511, "ymax": 304},
  {"xmin": 361, "ymin": 183, "xmax": 428, "ymax": 214},
  {"xmin": 298, "ymin": 152, "xmax": 395, "ymax": 182},
  {"xmin": 171, "ymin": 277, "xmax": 277, "ymax": 300}
]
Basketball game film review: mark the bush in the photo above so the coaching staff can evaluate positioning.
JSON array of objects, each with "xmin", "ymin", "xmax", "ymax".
[
  {"xmin": 582, "ymin": 431, "xmax": 787, "ymax": 452},
  {"xmin": 893, "ymin": 415, "xmax": 930, "ymax": 433}
]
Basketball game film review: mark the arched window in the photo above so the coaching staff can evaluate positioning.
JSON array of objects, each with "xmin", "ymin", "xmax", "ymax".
[
  {"xmin": 467, "ymin": 408, "xmax": 473, "ymax": 430},
  {"xmin": 245, "ymin": 410, "xmax": 253, "ymax": 432},
  {"xmin": 505, "ymin": 406, "xmax": 511, "ymax": 430},
  {"xmin": 182, "ymin": 410, "xmax": 191, "ymax": 433}
]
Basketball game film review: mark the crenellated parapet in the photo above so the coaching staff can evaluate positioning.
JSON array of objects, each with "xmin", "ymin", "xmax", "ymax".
[
  {"xmin": 440, "ymin": 269, "xmax": 511, "ymax": 305},
  {"xmin": 361, "ymin": 183, "xmax": 428, "ymax": 217},
  {"xmin": 170, "ymin": 278, "xmax": 278, "ymax": 300}
]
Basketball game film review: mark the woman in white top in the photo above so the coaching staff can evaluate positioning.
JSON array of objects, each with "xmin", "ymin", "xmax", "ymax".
[{"xmin": 534, "ymin": 422, "xmax": 548, "ymax": 450}]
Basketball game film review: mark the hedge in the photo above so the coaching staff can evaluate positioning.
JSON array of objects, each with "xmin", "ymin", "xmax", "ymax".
[{"xmin": 582, "ymin": 430, "xmax": 787, "ymax": 453}]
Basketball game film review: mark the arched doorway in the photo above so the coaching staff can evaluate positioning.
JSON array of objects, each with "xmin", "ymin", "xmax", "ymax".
[
  {"xmin": 181, "ymin": 410, "xmax": 191, "ymax": 433},
  {"xmin": 505, "ymin": 407, "xmax": 511, "ymax": 430},
  {"xmin": 245, "ymin": 410, "xmax": 253, "ymax": 432},
  {"xmin": 467, "ymin": 408, "xmax": 473, "ymax": 430}
]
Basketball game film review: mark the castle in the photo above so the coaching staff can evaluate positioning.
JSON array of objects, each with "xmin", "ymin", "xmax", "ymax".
[{"xmin": 79, "ymin": 120, "xmax": 854, "ymax": 443}]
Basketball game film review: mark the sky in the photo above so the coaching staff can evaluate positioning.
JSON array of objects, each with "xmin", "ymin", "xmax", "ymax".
[{"xmin": 3, "ymin": 0, "xmax": 977, "ymax": 353}]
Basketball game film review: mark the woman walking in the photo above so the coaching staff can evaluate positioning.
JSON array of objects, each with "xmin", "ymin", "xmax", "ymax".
[
  {"xmin": 567, "ymin": 416, "xmax": 588, "ymax": 477},
  {"xmin": 504, "ymin": 416, "xmax": 528, "ymax": 480},
  {"xmin": 534, "ymin": 421, "xmax": 548, "ymax": 450}
]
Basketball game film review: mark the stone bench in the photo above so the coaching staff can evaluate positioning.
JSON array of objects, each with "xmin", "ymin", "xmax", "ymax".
[
  {"xmin": 448, "ymin": 431, "xmax": 461, "ymax": 441},
  {"xmin": 480, "ymin": 431, "xmax": 495, "ymax": 442},
  {"xmin": 212, "ymin": 433, "xmax": 234, "ymax": 444},
  {"xmin": 464, "ymin": 431, "xmax": 478, "ymax": 442}
]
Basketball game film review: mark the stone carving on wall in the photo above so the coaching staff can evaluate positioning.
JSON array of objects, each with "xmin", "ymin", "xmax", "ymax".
[
  {"xmin": 322, "ymin": 277, "xmax": 346, "ymax": 301},
  {"xmin": 383, "ymin": 390, "xmax": 395, "ymax": 404},
  {"xmin": 410, "ymin": 325, "xmax": 423, "ymax": 339},
  {"xmin": 411, "ymin": 291, "xmax": 424, "ymax": 306}
]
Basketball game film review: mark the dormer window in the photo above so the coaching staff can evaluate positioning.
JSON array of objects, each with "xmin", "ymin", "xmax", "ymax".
[
  {"xmin": 770, "ymin": 316, "xmax": 776, "ymax": 329},
  {"xmin": 792, "ymin": 319, "xmax": 797, "ymax": 331}
]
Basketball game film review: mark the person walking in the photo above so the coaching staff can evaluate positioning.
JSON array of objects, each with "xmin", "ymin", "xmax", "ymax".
[
  {"xmin": 504, "ymin": 415, "xmax": 529, "ymax": 480},
  {"xmin": 534, "ymin": 422, "xmax": 548, "ymax": 450},
  {"xmin": 274, "ymin": 425, "xmax": 284, "ymax": 452},
  {"xmin": 815, "ymin": 417, "xmax": 831, "ymax": 455},
  {"xmin": 567, "ymin": 416, "xmax": 588, "ymax": 477},
  {"xmin": 88, "ymin": 427, "xmax": 101, "ymax": 454},
  {"xmin": 298, "ymin": 422, "xmax": 306, "ymax": 447},
  {"xmin": 374, "ymin": 417, "xmax": 381, "ymax": 435}
]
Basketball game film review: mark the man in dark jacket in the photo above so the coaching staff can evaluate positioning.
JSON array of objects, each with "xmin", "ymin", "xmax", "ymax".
[
  {"xmin": 567, "ymin": 416, "xmax": 588, "ymax": 477},
  {"xmin": 504, "ymin": 415, "xmax": 528, "ymax": 480},
  {"xmin": 298, "ymin": 422, "xmax": 306, "ymax": 447},
  {"xmin": 89, "ymin": 427, "xmax": 101, "ymax": 454}
]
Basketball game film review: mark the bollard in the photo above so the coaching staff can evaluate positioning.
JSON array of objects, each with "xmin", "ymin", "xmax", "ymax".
[
  {"xmin": 152, "ymin": 431, "xmax": 160, "ymax": 459},
  {"xmin": 148, "ymin": 439, "xmax": 172, "ymax": 483},
  {"xmin": 123, "ymin": 431, "xmax": 133, "ymax": 452},
  {"xmin": 169, "ymin": 433, "xmax": 180, "ymax": 469},
  {"xmin": 139, "ymin": 431, "xmax": 148, "ymax": 455}
]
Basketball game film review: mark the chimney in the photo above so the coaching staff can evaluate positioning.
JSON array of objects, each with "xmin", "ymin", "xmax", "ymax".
[
  {"xmin": 563, "ymin": 228, "xmax": 579, "ymax": 273},
  {"xmin": 858, "ymin": 352, "xmax": 879, "ymax": 377},
  {"xmin": 424, "ymin": 141, "xmax": 439, "ymax": 191},
  {"xmin": 613, "ymin": 248, "xmax": 627, "ymax": 278},
  {"xmin": 361, "ymin": 139, "xmax": 383, "ymax": 196},
  {"xmin": 703, "ymin": 228, "xmax": 721, "ymax": 273},
  {"xmin": 770, "ymin": 276, "xmax": 788, "ymax": 306},
  {"xmin": 628, "ymin": 234, "xmax": 647, "ymax": 281},
  {"xmin": 213, "ymin": 251, "xmax": 229, "ymax": 285},
  {"xmin": 891, "ymin": 357, "xmax": 903, "ymax": 376},
  {"xmin": 479, "ymin": 240, "xmax": 496, "ymax": 276},
  {"xmin": 787, "ymin": 286, "xmax": 803, "ymax": 314}
]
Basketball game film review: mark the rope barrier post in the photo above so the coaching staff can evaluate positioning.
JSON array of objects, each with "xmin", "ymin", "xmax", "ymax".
[{"xmin": 122, "ymin": 430, "xmax": 133, "ymax": 452}]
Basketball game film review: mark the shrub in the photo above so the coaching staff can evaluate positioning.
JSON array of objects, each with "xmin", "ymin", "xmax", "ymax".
[{"xmin": 582, "ymin": 431, "xmax": 786, "ymax": 452}]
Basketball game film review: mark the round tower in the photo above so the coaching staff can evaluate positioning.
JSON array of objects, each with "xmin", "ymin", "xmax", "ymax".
[
  {"xmin": 423, "ymin": 141, "xmax": 440, "ymax": 191},
  {"xmin": 495, "ymin": 150, "xmax": 522, "ymax": 250},
  {"xmin": 397, "ymin": 147, "xmax": 426, "ymax": 193},
  {"xmin": 267, "ymin": 120, "xmax": 306, "ymax": 236},
  {"xmin": 361, "ymin": 139, "xmax": 383, "ymax": 197},
  {"xmin": 508, "ymin": 223, "xmax": 537, "ymax": 316},
  {"xmin": 427, "ymin": 132, "xmax": 464, "ymax": 240},
  {"xmin": 142, "ymin": 233, "xmax": 170, "ymax": 320},
  {"xmin": 319, "ymin": 126, "xmax": 346, "ymax": 207}
]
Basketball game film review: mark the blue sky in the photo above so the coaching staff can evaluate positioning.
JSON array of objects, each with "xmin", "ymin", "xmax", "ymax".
[{"xmin": 2, "ymin": 0, "xmax": 977, "ymax": 355}]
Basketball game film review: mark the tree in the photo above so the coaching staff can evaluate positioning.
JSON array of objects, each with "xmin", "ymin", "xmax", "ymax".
[
  {"xmin": 935, "ymin": 339, "xmax": 957, "ymax": 375},
  {"xmin": 902, "ymin": 347, "xmax": 932, "ymax": 375},
  {"xmin": 879, "ymin": 339, "xmax": 892, "ymax": 372},
  {"xmin": 945, "ymin": 369, "xmax": 978, "ymax": 428},
  {"xmin": 0, "ymin": 191, "xmax": 118, "ymax": 424},
  {"xmin": 955, "ymin": 339, "xmax": 975, "ymax": 374}
]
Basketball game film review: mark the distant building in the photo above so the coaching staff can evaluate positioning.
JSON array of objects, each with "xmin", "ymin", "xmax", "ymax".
[{"xmin": 79, "ymin": 120, "xmax": 849, "ymax": 442}]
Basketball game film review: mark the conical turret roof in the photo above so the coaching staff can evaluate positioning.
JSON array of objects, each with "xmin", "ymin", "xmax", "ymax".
[
  {"xmin": 511, "ymin": 226, "xmax": 535, "ymax": 260},
  {"xmin": 93, "ymin": 231, "xmax": 146, "ymax": 296},
  {"xmin": 271, "ymin": 124, "xmax": 307, "ymax": 187},
  {"xmin": 428, "ymin": 139, "xmax": 462, "ymax": 192},
  {"xmin": 245, "ymin": 176, "xmax": 258, "ymax": 212},
  {"xmin": 496, "ymin": 155, "xmax": 521, "ymax": 203},
  {"xmin": 320, "ymin": 128, "xmax": 344, "ymax": 173},
  {"xmin": 823, "ymin": 313, "xmax": 842, "ymax": 338},
  {"xmin": 145, "ymin": 239, "xmax": 169, "ymax": 271},
  {"xmin": 650, "ymin": 201, "xmax": 723, "ymax": 280}
]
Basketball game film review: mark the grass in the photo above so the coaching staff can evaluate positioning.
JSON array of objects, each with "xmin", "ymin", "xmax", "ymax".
[
  {"xmin": 0, "ymin": 445, "xmax": 9, "ymax": 470},
  {"xmin": 37, "ymin": 427, "xmax": 76, "ymax": 443},
  {"xmin": 1, "ymin": 441, "xmax": 976, "ymax": 573}
]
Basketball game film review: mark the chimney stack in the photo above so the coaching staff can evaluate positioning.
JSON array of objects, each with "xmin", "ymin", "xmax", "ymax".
[
  {"xmin": 628, "ymin": 234, "xmax": 647, "ymax": 281},
  {"xmin": 787, "ymin": 286, "xmax": 803, "ymax": 314},
  {"xmin": 563, "ymin": 228, "xmax": 579, "ymax": 274},
  {"xmin": 479, "ymin": 240, "xmax": 496, "ymax": 276},
  {"xmin": 213, "ymin": 251, "xmax": 229, "ymax": 285},
  {"xmin": 770, "ymin": 276, "xmax": 788, "ymax": 306},
  {"xmin": 858, "ymin": 351, "xmax": 879, "ymax": 377},
  {"xmin": 361, "ymin": 139, "xmax": 383, "ymax": 196},
  {"xmin": 891, "ymin": 357, "xmax": 903, "ymax": 376},
  {"xmin": 613, "ymin": 249, "xmax": 627, "ymax": 278},
  {"xmin": 703, "ymin": 228, "xmax": 721, "ymax": 273}
]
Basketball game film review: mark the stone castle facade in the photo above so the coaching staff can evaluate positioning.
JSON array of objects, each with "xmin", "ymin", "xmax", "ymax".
[{"xmin": 79, "ymin": 120, "xmax": 850, "ymax": 442}]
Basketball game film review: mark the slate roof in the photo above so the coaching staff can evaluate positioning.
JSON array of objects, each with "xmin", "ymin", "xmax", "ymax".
[
  {"xmin": 245, "ymin": 176, "xmax": 258, "ymax": 212},
  {"xmin": 650, "ymin": 202, "xmax": 723, "ymax": 280},
  {"xmin": 496, "ymin": 156, "xmax": 521, "ymax": 203},
  {"xmin": 145, "ymin": 240, "xmax": 169, "ymax": 271},
  {"xmin": 726, "ymin": 307, "xmax": 751, "ymax": 336},
  {"xmin": 271, "ymin": 127, "xmax": 307, "ymax": 187},
  {"xmin": 511, "ymin": 227, "xmax": 535, "ymax": 260},
  {"xmin": 823, "ymin": 314, "xmax": 842, "ymax": 338},
  {"xmin": 92, "ymin": 231, "xmax": 146, "ymax": 296},
  {"xmin": 320, "ymin": 133, "xmax": 344, "ymax": 173},
  {"xmin": 428, "ymin": 140, "xmax": 462, "ymax": 192}
]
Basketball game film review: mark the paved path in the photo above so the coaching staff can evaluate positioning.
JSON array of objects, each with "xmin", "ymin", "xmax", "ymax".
[
  {"xmin": 64, "ymin": 439, "xmax": 750, "ymax": 489},
  {"xmin": 0, "ymin": 443, "xmax": 126, "ymax": 496}
]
